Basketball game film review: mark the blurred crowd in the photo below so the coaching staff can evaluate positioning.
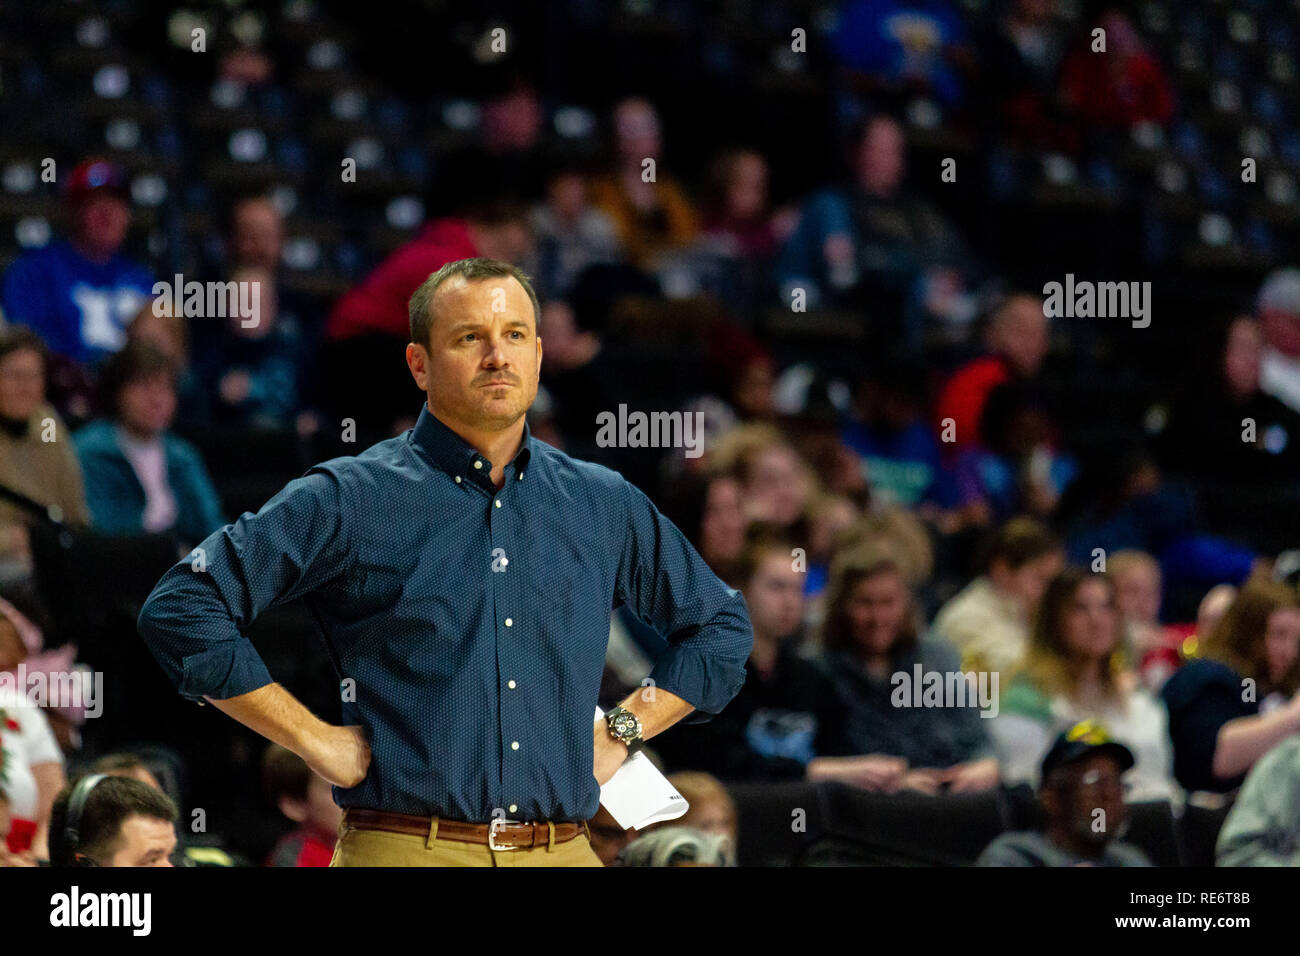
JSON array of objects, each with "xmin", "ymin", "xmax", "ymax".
[{"xmin": 4, "ymin": 0, "xmax": 1300, "ymax": 868}]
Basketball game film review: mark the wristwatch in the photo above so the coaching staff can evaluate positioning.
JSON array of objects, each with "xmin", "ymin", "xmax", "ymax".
[{"xmin": 604, "ymin": 706, "xmax": 644, "ymax": 750}]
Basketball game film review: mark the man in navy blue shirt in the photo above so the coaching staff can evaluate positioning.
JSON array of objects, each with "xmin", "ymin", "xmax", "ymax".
[
  {"xmin": 1, "ymin": 158, "xmax": 153, "ymax": 366},
  {"xmin": 137, "ymin": 257, "xmax": 752, "ymax": 866}
]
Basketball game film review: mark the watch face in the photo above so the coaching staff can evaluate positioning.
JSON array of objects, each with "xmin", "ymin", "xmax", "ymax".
[{"xmin": 612, "ymin": 713, "xmax": 637, "ymax": 738}]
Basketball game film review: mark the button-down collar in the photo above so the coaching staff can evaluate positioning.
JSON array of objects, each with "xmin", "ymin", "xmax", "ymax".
[{"xmin": 409, "ymin": 403, "xmax": 532, "ymax": 486}]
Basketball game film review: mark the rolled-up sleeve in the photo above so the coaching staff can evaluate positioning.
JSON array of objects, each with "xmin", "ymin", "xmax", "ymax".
[
  {"xmin": 614, "ymin": 480, "xmax": 752, "ymax": 723},
  {"xmin": 137, "ymin": 466, "xmax": 352, "ymax": 702}
]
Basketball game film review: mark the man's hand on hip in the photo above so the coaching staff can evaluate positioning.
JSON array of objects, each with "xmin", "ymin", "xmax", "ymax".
[{"xmin": 304, "ymin": 723, "xmax": 372, "ymax": 789}]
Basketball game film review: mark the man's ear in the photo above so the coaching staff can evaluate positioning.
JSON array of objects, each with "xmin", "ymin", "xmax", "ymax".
[{"xmin": 405, "ymin": 342, "xmax": 428, "ymax": 390}]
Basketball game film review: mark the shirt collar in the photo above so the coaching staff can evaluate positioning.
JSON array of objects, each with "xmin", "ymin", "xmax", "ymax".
[{"xmin": 409, "ymin": 404, "xmax": 533, "ymax": 483}]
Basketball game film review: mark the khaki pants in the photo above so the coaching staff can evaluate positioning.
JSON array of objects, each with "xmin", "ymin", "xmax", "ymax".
[{"xmin": 329, "ymin": 816, "xmax": 606, "ymax": 867}]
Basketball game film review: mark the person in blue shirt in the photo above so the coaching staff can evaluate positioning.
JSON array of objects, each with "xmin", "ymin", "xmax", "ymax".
[
  {"xmin": 136, "ymin": 257, "xmax": 752, "ymax": 867},
  {"xmin": 1, "ymin": 158, "xmax": 154, "ymax": 367}
]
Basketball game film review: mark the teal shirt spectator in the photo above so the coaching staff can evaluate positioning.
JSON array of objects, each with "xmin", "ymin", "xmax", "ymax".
[{"xmin": 73, "ymin": 419, "xmax": 226, "ymax": 547}]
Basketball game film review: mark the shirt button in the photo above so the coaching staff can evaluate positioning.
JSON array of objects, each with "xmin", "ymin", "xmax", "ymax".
[
  {"xmin": 474, "ymin": 460, "xmax": 483, "ymax": 470},
  {"xmin": 508, "ymin": 804, "xmax": 517, "ymax": 814},
  {"xmin": 517, "ymin": 472, "xmax": 524, "ymax": 480},
  {"xmin": 454, "ymin": 475, "xmax": 462, "ymax": 484},
  {"xmin": 494, "ymin": 499, "xmax": 501, "ymax": 508},
  {"xmin": 507, "ymin": 679, "xmax": 516, "ymax": 689},
  {"xmin": 505, "ymin": 618, "xmax": 513, "ymax": 627},
  {"xmin": 511, "ymin": 741, "xmax": 519, "ymax": 750}
]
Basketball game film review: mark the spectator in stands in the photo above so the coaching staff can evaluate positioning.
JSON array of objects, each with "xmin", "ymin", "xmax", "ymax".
[
  {"xmin": 48, "ymin": 774, "xmax": 178, "ymax": 867},
  {"xmin": 618, "ymin": 826, "xmax": 734, "ymax": 867},
  {"xmin": 91, "ymin": 752, "xmax": 163, "ymax": 791},
  {"xmin": 774, "ymin": 114, "xmax": 979, "ymax": 348},
  {"xmin": 1162, "ymin": 575, "xmax": 1300, "ymax": 793},
  {"xmin": 0, "ymin": 328, "xmax": 91, "ymax": 584},
  {"xmin": 1255, "ymin": 269, "xmax": 1300, "ymax": 417},
  {"xmin": 1107, "ymin": 550, "xmax": 1182, "ymax": 690},
  {"xmin": 0, "ymin": 595, "xmax": 86, "ymax": 752},
  {"xmin": 660, "ymin": 469, "xmax": 750, "ymax": 585},
  {"xmin": 701, "ymin": 149, "xmax": 787, "ymax": 262},
  {"xmin": 932, "ymin": 516, "xmax": 1064, "ymax": 676},
  {"xmin": 978, "ymin": 721, "xmax": 1152, "ymax": 866},
  {"xmin": 832, "ymin": 0, "xmax": 972, "ymax": 109},
  {"xmin": 74, "ymin": 343, "xmax": 225, "ymax": 548},
  {"xmin": 188, "ymin": 265, "xmax": 309, "ymax": 431},
  {"xmin": 977, "ymin": 0, "xmax": 1070, "ymax": 148},
  {"xmin": 589, "ymin": 97, "xmax": 699, "ymax": 268},
  {"xmin": 991, "ymin": 567, "xmax": 1178, "ymax": 802},
  {"xmin": 529, "ymin": 160, "xmax": 623, "ymax": 300},
  {"xmin": 538, "ymin": 298, "xmax": 618, "ymax": 463},
  {"xmin": 321, "ymin": 202, "xmax": 534, "ymax": 441},
  {"xmin": 1058, "ymin": 446, "xmax": 1262, "ymax": 596},
  {"xmin": 650, "ymin": 530, "xmax": 847, "ymax": 781},
  {"xmin": 213, "ymin": 196, "xmax": 325, "ymax": 436},
  {"xmin": 1216, "ymin": 735, "xmax": 1300, "ymax": 866},
  {"xmin": 951, "ymin": 381, "xmax": 1077, "ymax": 526},
  {"xmin": 843, "ymin": 354, "xmax": 956, "ymax": 514},
  {"xmin": 0, "ymin": 684, "xmax": 66, "ymax": 862},
  {"xmin": 1154, "ymin": 316, "xmax": 1300, "ymax": 485},
  {"xmin": 934, "ymin": 292, "xmax": 1050, "ymax": 454},
  {"xmin": 813, "ymin": 545, "xmax": 1001, "ymax": 793},
  {"xmin": 1059, "ymin": 6, "xmax": 1174, "ymax": 133},
  {"xmin": 0, "ymin": 158, "xmax": 153, "ymax": 367},
  {"xmin": 262, "ymin": 743, "xmax": 343, "ymax": 867},
  {"xmin": 709, "ymin": 423, "xmax": 815, "ymax": 533},
  {"xmin": 659, "ymin": 772, "xmax": 739, "ymax": 854}
]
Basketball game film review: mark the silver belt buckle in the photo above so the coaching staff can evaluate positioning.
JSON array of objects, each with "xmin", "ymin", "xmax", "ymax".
[{"xmin": 488, "ymin": 817, "xmax": 520, "ymax": 851}]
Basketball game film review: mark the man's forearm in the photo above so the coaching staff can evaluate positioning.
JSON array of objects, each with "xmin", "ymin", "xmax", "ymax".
[
  {"xmin": 205, "ymin": 682, "xmax": 330, "ymax": 760},
  {"xmin": 614, "ymin": 687, "xmax": 694, "ymax": 741}
]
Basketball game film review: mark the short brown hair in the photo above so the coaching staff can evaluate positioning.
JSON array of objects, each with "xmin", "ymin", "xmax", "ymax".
[
  {"xmin": 408, "ymin": 257, "xmax": 541, "ymax": 348},
  {"xmin": 48, "ymin": 774, "xmax": 178, "ymax": 866},
  {"xmin": 982, "ymin": 516, "xmax": 1061, "ymax": 573}
]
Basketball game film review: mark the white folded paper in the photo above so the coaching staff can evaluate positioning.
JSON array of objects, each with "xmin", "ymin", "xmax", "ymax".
[{"xmin": 595, "ymin": 706, "xmax": 690, "ymax": 830}]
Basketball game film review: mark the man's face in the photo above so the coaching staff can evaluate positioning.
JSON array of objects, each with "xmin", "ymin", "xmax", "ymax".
[
  {"xmin": 103, "ymin": 814, "xmax": 177, "ymax": 867},
  {"xmin": 0, "ymin": 348, "xmax": 44, "ymax": 421},
  {"xmin": 407, "ymin": 276, "xmax": 541, "ymax": 434},
  {"xmin": 74, "ymin": 195, "xmax": 131, "ymax": 256},
  {"xmin": 744, "ymin": 552, "xmax": 805, "ymax": 641},
  {"xmin": 1050, "ymin": 754, "xmax": 1127, "ymax": 851}
]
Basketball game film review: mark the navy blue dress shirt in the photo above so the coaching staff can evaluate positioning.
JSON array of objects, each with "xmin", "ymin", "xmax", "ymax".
[{"xmin": 137, "ymin": 403, "xmax": 752, "ymax": 822}]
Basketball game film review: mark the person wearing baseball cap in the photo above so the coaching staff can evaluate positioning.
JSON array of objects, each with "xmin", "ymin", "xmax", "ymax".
[
  {"xmin": 1, "ymin": 157, "xmax": 154, "ymax": 367},
  {"xmin": 978, "ymin": 720, "xmax": 1152, "ymax": 866}
]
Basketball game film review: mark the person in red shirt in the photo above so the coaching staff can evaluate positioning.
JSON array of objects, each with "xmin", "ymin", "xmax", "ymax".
[
  {"xmin": 262, "ymin": 743, "xmax": 344, "ymax": 867},
  {"xmin": 1060, "ymin": 7, "xmax": 1174, "ymax": 132},
  {"xmin": 934, "ymin": 292, "xmax": 1049, "ymax": 453}
]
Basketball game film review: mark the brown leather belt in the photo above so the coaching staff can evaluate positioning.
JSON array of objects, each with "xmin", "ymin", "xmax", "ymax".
[{"xmin": 344, "ymin": 808, "xmax": 590, "ymax": 849}]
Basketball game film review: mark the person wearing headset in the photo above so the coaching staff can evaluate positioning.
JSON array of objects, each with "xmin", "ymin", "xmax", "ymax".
[{"xmin": 46, "ymin": 773, "xmax": 179, "ymax": 867}]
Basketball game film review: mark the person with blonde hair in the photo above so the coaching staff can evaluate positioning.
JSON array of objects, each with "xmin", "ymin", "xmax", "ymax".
[
  {"xmin": 1162, "ymin": 574, "xmax": 1300, "ymax": 793},
  {"xmin": 991, "ymin": 566, "xmax": 1178, "ymax": 802}
]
